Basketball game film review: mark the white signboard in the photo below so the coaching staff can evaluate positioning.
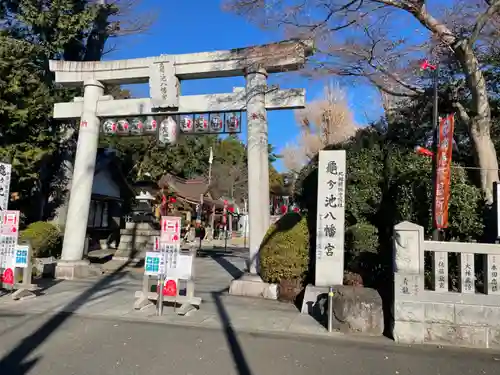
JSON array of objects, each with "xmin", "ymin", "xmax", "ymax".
[
  {"xmin": 0, "ymin": 210, "xmax": 20, "ymax": 286},
  {"xmin": 144, "ymin": 252, "xmax": 161, "ymax": 276},
  {"xmin": 161, "ymin": 216, "xmax": 181, "ymax": 243},
  {"xmin": 149, "ymin": 60, "xmax": 179, "ymax": 109},
  {"xmin": 0, "ymin": 163, "xmax": 12, "ymax": 211},
  {"xmin": 315, "ymin": 150, "xmax": 346, "ymax": 286},
  {"xmin": 167, "ymin": 253, "xmax": 193, "ymax": 280},
  {"xmin": 149, "ymin": 216, "xmax": 183, "ymax": 278},
  {"xmin": 159, "ymin": 242, "xmax": 180, "ymax": 276},
  {"xmin": 14, "ymin": 245, "xmax": 29, "ymax": 268}
]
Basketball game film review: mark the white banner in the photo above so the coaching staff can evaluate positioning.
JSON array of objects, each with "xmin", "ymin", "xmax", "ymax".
[{"xmin": 0, "ymin": 163, "xmax": 12, "ymax": 211}]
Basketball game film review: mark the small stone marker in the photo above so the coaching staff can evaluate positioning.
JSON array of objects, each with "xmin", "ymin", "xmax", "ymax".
[{"xmin": 485, "ymin": 254, "xmax": 500, "ymax": 295}]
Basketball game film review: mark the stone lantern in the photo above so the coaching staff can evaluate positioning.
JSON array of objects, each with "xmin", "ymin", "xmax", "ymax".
[{"xmin": 112, "ymin": 180, "xmax": 161, "ymax": 262}]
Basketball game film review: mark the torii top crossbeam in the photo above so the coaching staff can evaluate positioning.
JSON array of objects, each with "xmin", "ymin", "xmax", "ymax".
[{"xmin": 49, "ymin": 39, "xmax": 314, "ymax": 86}]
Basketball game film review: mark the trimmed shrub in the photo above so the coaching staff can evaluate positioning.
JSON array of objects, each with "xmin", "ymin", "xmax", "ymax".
[
  {"xmin": 20, "ymin": 221, "xmax": 62, "ymax": 258},
  {"xmin": 259, "ymin": 212, "xmax": 310, "ymax": 285},
  {"xmin": 345, "ymin": 223, "xmax": 379, "ymax": 256}
]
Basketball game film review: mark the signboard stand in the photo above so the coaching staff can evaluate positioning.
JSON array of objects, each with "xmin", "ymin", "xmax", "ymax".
[
  {"xmin": 156, "ymin": 273, "xmax": 165, "ymax": 316},
  {"xmin": 134, "ymin": 247, "xmax": 201, "ymax": 313},
  {"xmin": 1, "ymin": 241, "xmax": 37, "ymax": 300},
  {"xmin": 134, "ymin": 216, "xmax": 202, "ymax": 315},
  {"xmin": 0, "ymin": 164, "xmax": 37, "ymax": 300}
]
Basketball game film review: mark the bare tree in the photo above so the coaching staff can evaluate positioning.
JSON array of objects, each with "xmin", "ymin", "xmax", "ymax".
[
  {"xmin": 282, "ymin": 82, "xmax": 358, "ymax": 173},
  {"xmin": 225, "ymin": 0, "xmax": 500, "ymax": 203},
  {"xmin": 210, "ymin": 161, "xmax": 249, "ymax": 204}
]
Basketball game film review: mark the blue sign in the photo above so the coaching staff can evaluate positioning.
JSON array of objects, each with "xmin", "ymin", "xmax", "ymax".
[
  {"xmin": 144, "ymin": 252, "xmax": 160, "ymax": 275},
  {"xmin": 14, "ymin": 245, "xmax": 29, "ymax": 268}
]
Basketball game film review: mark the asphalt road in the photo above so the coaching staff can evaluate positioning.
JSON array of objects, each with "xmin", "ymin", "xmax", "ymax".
[{"xmin": 0, "ymin": 311, "xmax": 498, "ymax": 375}]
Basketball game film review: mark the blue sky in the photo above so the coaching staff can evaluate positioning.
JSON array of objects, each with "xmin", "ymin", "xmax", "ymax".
[{"xmin": 107, "ymin": 0, "xmax": 385, "ymax": 170}]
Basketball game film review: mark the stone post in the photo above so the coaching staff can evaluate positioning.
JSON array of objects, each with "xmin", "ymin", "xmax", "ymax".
[
  {"xmin": 56, "ymin": 80, "xmax": 104, "ymax": 279},
  {"xmin": 393, "ymin": 221, "xmax": 424, "ymax": 274},
  {"xmin": 245, "ymin": 67, "xmax": 270, "ymax": 275},
  {"xmin": 392, "ymin": 221, "xmax": 425, "ymax": 344},
  {"xmin": 315, "ymin": 150, "xmax": 346, "ymax": 286}
]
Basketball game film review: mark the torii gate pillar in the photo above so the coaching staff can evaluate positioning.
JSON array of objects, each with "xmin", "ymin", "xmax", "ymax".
[
  {"xmin": 56, "ymin": 80, "xmax": 104, "ymax": 279},
  {"xmin": 245, "ymin": 67, "xmax": 270, "ymax": 275}
]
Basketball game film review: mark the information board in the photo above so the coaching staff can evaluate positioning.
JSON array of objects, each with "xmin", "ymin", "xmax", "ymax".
[
  {"xmin": 160, "ymin": 216, "xmax": 181, "ymax": 243},
  {"xmin": 0, "ymin": 210, "xmax": 20, "ymax": 285},
  {"xmin": 169, "ymin": 253, "xmax": 193, "ymax": 280},
  {"xmin": 144, "ymin": 252, "xmax": 161, "ymax": 276},
  {"xmin": 157, "ymin": 216, "xmax": 182, "ymax": 277},
  {"xmin": 14, "ymin": 245, "xmax": 29, "ymax": 268}
]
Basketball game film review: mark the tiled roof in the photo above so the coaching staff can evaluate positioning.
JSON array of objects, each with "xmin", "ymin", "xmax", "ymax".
[{"xmin": 158, "ymin": 174, "xmax": 236, "ymax": 209}]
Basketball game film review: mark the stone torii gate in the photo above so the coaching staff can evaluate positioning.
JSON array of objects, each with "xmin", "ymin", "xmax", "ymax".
[{"xmin": 50, "ymin": 39, "xmax": 313, "ymax": 281}]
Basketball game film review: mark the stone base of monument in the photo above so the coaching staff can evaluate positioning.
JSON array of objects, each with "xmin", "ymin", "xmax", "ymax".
[
  {"xmin": 112, "ymin": 222, "xmax": 160, "ymax": 262},
  {"xmin": 55, "ymin": 259, "xmax": 104, "ymax": 280},
  {"xmin": 301, "ymin": 284, "xmax": 384, "ymax": 335},
  {"xmin": 229, "ymin": 274, "xmax": 278, "ymax": 300}
]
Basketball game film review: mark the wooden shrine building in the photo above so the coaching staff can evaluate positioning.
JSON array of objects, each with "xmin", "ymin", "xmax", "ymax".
[{"xmin": 158, "ymin": 174, "xmax": 238, "ymax": 232}]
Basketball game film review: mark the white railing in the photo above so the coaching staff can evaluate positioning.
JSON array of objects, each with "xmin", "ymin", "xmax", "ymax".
[
  {"xmin": 424, "ymin": 240, "xmax": 499, "ymax": 295},
  {"xmin": 393, "ymin": 221, "xmax": 500, "ymax": 348}
]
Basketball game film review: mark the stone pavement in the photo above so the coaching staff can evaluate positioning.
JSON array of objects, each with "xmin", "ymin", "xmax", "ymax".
[{"xmin": 0, "ymin": 247, "xmax": 329, "ymax": 337}]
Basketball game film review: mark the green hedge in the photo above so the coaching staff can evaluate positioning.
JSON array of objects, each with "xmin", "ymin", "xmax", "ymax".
[
  {"xmin": 20, "ymin": 221, "xmax": 62, "ymax": 258},
  {"xmin": 259, "ymin": 213, "xmax": 310, "ymax": 284}
]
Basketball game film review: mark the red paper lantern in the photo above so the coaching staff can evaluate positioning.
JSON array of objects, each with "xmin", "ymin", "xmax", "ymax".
[
  {"xmin": 415, "ymin": 145, "xmax": 433, "ymax": 157},
  {"xmin": 169, "ymin": 197, "xmax": 176, "ymax": 203}
]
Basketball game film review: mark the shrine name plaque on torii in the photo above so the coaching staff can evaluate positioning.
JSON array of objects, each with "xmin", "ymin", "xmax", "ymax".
[{"xmin": 50, "ymin": 39, "xmax": 313, "ymax": 286}]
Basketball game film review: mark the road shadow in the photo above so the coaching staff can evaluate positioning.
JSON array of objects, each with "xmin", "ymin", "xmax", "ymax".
[
  {"xmin": 0, "ymin": 260, "xmax": 134, "ymax": 375},
  {"xmin": 197, "ymin": 250, "xmax": 253, "ymax": 374},
  {"xmin": 31, "ymin": 278, "xmax": 64, "ymax": 296},
  {"xmin": 197, "ymin": 249, "xmax": 235, "ymax": 258},
  {"xmin": 209, "ymin": 254, "xmax": 245, "ymax": 280},
  {"xmin": 0, "ymin": 227, "xmax": 256, "ymax": 375},
  {"xmin": 212, "ymin": 290, "xmax": 252, "ymax": 375}
]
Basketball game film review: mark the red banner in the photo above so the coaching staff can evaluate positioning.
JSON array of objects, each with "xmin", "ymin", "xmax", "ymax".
[
  {"xmin": 434, "ymin": 114, "xmax": 455, "ymax": 229},
  {"xmin": 222, "ymin": 200, "xmax": 228, "ymax": 226}
]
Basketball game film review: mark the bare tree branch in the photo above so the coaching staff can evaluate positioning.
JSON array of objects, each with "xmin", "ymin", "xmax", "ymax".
[
  {"xmin": 468, "ymin": 0, "xmax": 500, "ymax": 45},
  {"xmin": 224, "ymin": 0, "xmax": 500, "ymax": 202},
  {"xmin": 282, "ymin": 82, "xmax": 359, "ymax": 172}
]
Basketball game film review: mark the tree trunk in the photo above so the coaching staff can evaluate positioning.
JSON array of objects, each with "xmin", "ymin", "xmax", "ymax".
[
  {"xmin": 408, "ymin": 4, "xmax": 499, "ymax": 203},
  {"xmin": 470, "ymin": 120, "xmax": 499, "ymax": 204},
  {"xmin": 455, "ymin": 42, "xmax": 499, "ymax": 204}
]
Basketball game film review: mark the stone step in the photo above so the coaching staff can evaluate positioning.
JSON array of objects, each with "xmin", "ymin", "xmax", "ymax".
[
  {"xmin": 118, "ymin": 245, "xmax": 154, "ymax": 251},
  {"xmin": 120, "ymin": 242, "xmax": 156, "ymax": 247},
  {"xmin": 119, "ymin": 237, "xmax": 156, "ymax": 244},
  {"xmin": 112, "ymin": 249, "xmax": 147, "ymax": 261},
  {"xmin": 125, "ymin": 222, "xmax": 158, "ymax": 230},
  {"xmin": 119, "ymin": 230, "xmax": 160, "ymax": 237}
]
